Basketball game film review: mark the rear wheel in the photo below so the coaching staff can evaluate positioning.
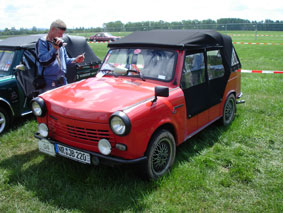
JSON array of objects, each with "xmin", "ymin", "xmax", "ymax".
[
  {"xmin": 222, "ymin": 94, "xmax": 236, "ymax": 126},
  {"xmin": 143, "ymin": 130, "xmax": 176, "ymax": 180},
  {"xmin": 0, "ymin": 107, "xmax": 11, "ymax": 134}
]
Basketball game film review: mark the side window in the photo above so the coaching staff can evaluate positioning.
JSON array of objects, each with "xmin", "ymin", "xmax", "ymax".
[
  {"xmin": 0, "ymin": 50, "xmax": 15, "ymax": 74},
  {"xmin": 181, "ymin": 53, "xmax": 205, "ymax": 89},
  {"xmin": 207, "ymin": 50, "xmax": 224, "ymax": 80},
  {"xmin": 231, "ymin": 47, "xmax": 240, "ymax": 70},
  {"xmin": 22, "ymin": 50, "xmax": 36, "ymax": 70}
]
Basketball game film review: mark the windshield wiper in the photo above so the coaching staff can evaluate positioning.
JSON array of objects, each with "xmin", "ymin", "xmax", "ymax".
[
  {"xmin": 98, "ymin": 69, "xmax": 118, "ymax": 77},
  {"xmin": 126, "ymin": 69, "xmax": 145, "ymax": 81}
]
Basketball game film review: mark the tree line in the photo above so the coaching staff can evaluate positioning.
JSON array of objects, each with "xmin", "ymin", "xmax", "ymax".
[{"xmin": 1, "ymin": 18, "xmax": 283, "ymax": 36}]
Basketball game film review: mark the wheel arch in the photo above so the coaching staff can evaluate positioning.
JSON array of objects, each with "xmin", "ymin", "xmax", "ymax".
[
  {"xmin": 0, "ymin": 99, "xmax": 14, "ymax": 133},
  {"xmin": 144, "ymin": 122, "xmax": 177, "ymax": 154},
  {"xmin": 223, "ymin": 90, "xmax": 236, "ymax": 113},
  {"xmin": 0, "ymin": 98, "xmax": 15, "ymax": 117}
]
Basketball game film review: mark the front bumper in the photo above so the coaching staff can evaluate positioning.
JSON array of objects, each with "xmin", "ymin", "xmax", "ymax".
[{"xmin": 34, "ymin": 133, "xmax": 147, "ymax": 165}]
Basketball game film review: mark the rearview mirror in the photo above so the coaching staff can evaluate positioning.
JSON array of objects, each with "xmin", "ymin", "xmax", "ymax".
[{"xmin": 14, "ymin": 64, "xmax": 26, "ymax": 71}]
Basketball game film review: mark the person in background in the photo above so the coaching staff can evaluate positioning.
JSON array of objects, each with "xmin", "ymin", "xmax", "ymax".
[{"xmin": 36, "ymin": 19, "xmax": 85, "ymax": 92}]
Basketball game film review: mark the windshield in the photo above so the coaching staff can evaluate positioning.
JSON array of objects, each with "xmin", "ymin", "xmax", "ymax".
[
  {"xmin": 99, "ymin": 48, "xmax": 176, "ymax": 81},
  {"xmin": 0, "ymin": 50, "xmax": 15, "ymax": 76},
  {"xmin": 104, "ymin": 33, "xmax": 113, "ymax": 37}
]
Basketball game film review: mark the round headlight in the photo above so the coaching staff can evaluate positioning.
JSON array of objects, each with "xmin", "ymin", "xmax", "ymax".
[
  {"xmin": 31, "ymin": 97, "xmax": 46, "ymax": 117},
  {"xmin": 32, "ymin": 101, "xmax": 42, "ymax": 116},
  {"xmin": 98, "ymin": 139, "xmax": 111, "ymax": 155},
  {"xmin": 38, "ymin": 123, "xmax": 49, "ymax": 137},
  {"xmin": 111, "ymin": 116, "xmax": 126, "ymax": 135},
  {"xmin": 109, "ymin": 111, "xmax": 131, "ymax": 136}
]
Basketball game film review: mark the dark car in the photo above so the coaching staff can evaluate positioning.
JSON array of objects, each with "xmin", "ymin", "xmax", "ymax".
[
  {"xmin": 33, "ymin": 30, "xmax": 244, "ymax": 180},
  {"xmin": 0, "ymin": 34, "xmax": 101, "ymax": 134},
  {"xmin": 89, "ymin": 32, "xmax": 120, "ymax": 42}
]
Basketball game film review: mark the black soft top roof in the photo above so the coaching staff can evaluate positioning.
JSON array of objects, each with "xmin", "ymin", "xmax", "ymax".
[
  {"xmin": 0, "ymin": 34, "xmax": 100, "ymax": 65},
  {"xmin": 109, "ymin": 30, "xmax": 229, "ymax": 49},
  {"xmin": 109, "ymin": 30, "xmax": 235, "ymax": 68},
  {"xmin": 0, "ymin": 34, "xmax": 43, "ymax": 49}
]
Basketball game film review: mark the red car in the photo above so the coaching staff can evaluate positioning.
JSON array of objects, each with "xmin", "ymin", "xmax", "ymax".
[
  {"xmin": 89, "ymin": 32, "xmax": 120, "ymax": 42},
  {"xmin": 33, "ymin": 30, "xmax": 243, "ymax": 180}
]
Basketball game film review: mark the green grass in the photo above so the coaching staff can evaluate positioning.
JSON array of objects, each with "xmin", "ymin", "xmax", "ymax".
[
  {"xmin": 235, "ymin": 44, "xmax": 283, "ymax": 70},
  {"xmin": 0, "ymin": 31, "xmax": 283, "ymax": 212},
  {"xmin": 89, "ymin": 43, "xmax": 108, "ymax": 61},
  {"xmin": 223, "ymin": 31, "xmax": 283, "ymax": 43}
]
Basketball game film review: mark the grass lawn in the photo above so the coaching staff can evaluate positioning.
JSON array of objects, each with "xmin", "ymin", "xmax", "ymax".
[{"xmin": 0, "ymin": 31, "xmax": 282, "ymax": 212}]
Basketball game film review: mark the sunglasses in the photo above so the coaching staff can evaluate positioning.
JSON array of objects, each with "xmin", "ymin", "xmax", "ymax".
[{"xmin": 57, "ymin": 27, "xmax": 66, "ymax": 31}]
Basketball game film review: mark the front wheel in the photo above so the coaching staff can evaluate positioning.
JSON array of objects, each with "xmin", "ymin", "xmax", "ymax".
[
  {"xmin": 222, "ymin": 94, "xmax": 236, "ymax": 126},
  {"xmin": 143, "ymin": 130, "xmax": 176, "ymax": 180},
  {"xmin": 0, "ymin": 107, "xmax": 11, "ymax": 134}
]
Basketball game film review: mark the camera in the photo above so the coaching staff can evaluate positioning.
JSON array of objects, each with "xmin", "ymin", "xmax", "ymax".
[{"xmin": 53, "ymin": 38, "xmax": 64, "ymax": 47}]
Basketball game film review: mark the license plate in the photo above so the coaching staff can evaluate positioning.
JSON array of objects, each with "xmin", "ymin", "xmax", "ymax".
[
  {"xmin": 55, "ymin": 144, "xmax": 91, "ymax": 164},
  {"xmin": 38, "ymin": 139, "xmax": 56, "ymax": 157}
]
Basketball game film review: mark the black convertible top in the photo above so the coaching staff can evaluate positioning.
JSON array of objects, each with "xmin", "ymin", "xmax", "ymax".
[
  {"xmin": 109, "ymin": 30, "xmax": 229, "ymax": 49},
  {"xmin": 0, "ymin": 34, "xmax": 43, "ymax": 49},
  {"xmin": 0, "ymin": 34, "xmax": 100, "ymax": 66},
  {"xmin": 109, "ymin": 29, "xmax": 234, "ymax": 68}
]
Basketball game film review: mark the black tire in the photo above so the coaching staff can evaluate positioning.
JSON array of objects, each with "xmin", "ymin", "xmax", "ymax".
[
  {"xmin": 222, "ymin": 94, "xmax": 236, "ymax": 126},
  {"xmin": 0, "ymin": 107, "xmax": 10, "ymax": 134},
  {"xmin": 143, "ymin": 130, "xmax": 176, "ymax": 180}
]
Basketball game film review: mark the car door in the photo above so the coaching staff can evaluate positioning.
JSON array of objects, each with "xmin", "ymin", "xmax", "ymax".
[
  {"xmin": 206, "ymin": 49, "xmax": 229, "ymax": 121},
  {"xmin": 0, "ymin": 49, "xmax": 23, "ymax": 116},
  {"xmin": 99, "ymin": 33, "xmax": 105, "ymax": 41},
  {"xmin": 15, "ymin": 49, "xmax": 38, "ymax": 113},
  {"xmin": 180, "ymin": 50, "xmax": 209, "ymax": 128}
]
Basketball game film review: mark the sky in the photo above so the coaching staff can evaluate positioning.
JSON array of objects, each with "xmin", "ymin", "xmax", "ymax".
[{"xmin": 0, "ymin": 0, "xmax": 283, "ymax": 30}]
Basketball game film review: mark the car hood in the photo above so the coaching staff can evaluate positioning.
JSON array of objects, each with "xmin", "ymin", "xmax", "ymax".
[
  {"xmin": 0, "ymin": 75, "xmax": 14, "ymax": 82},
  {"xmin": 41, "ymin": 77, "xmax": 157, "ymax": 122}
]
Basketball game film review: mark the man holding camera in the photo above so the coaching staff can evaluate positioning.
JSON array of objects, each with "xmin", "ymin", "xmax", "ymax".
[{"xmin": 36, "ymin": 19, "xmax": 85, "ymax": 92}]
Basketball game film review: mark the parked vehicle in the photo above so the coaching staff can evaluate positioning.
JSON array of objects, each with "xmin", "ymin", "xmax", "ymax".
[
  {"xmin": 89, "ymin": 32, "xmax": 120, "ymax": 42},
  {"xmin": 33, "ymin": 30, "xmax": 244, "ymax": 180},
  {"xmin": 0, "ymin": 34, "xmax": 101, "ymax": 134}
]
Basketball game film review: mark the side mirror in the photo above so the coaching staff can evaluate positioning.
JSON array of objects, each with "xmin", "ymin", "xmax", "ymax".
[
  {"xmin": 152, "ymin": 86, "xmax": 169, "ymax": 103},
  {"xmin": 14, "ymin": 64, "xmax": 26, "ymax": 72}
]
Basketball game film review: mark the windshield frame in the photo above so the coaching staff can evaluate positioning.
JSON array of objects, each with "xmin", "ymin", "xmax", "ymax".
[{"xmin": 99, "ymin": 47, "xmax": 178, "ymax": 82}]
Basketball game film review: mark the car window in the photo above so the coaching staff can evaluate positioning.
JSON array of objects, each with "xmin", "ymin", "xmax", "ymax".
[
  {"xmin": 207, "ymin": 50, "xmax": 224, "ymax": 80},
  {"xmin": 0, "ymin": 50, "xmax": 15, "ymax": 75},
  {"xmin": 100, "ymin": 48, "xmax": 176, "ymax": 81},
  {"xmin": 181, "ymin": 53, "xmax": 205, "ymax": 89},
  {"xmin": 22, "ymin": 50, "xmax": 37, "ymax": 71},
  {"xmin": 231, "ymin": 47, "xmax": 240, "ymax": 67}
]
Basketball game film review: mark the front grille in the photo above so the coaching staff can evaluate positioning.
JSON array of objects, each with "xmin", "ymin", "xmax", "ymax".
[
  {"xmin": 48, "ymin": 116, "xmax": 115, "ymax": 146},
  {"xmin": 66, "ymin": 125, "xmax": 112, "ymax": 142}
]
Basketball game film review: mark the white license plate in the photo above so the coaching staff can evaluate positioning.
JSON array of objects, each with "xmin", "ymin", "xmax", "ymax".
[
  {"xmin": 38, "ymin": 139, "xmax": 56, "ymax": 157},
  {"xmin": 55, "ymin": 144, "xmax": 91, "ymax": 164}
]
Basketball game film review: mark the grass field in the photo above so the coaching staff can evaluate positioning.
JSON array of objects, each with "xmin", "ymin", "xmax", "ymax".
[{"xmin": 0, "ymin": 31, "xmax": 282, "ymax": 212}]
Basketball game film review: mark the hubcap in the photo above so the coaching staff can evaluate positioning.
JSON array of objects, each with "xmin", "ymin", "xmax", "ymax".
[
  {"xmin": 0, "ymin": 112, "xmax": 6, "ymax": 133},
  {"xmin": 152, "ymin": 140, "xmax": 170, "ymax": 173},
  {"xmin": 224, "ymin": 99, "xmax": 234, "ymax": 122}
]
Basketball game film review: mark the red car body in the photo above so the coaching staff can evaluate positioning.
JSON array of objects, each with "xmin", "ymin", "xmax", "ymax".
[
  {"xmin": 89, "ymin": 32, "xmax": 120, "ymax": 42},
  {"xmin": 33, "ymin": 30, "xmax": 243, "ymax": 180}
]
